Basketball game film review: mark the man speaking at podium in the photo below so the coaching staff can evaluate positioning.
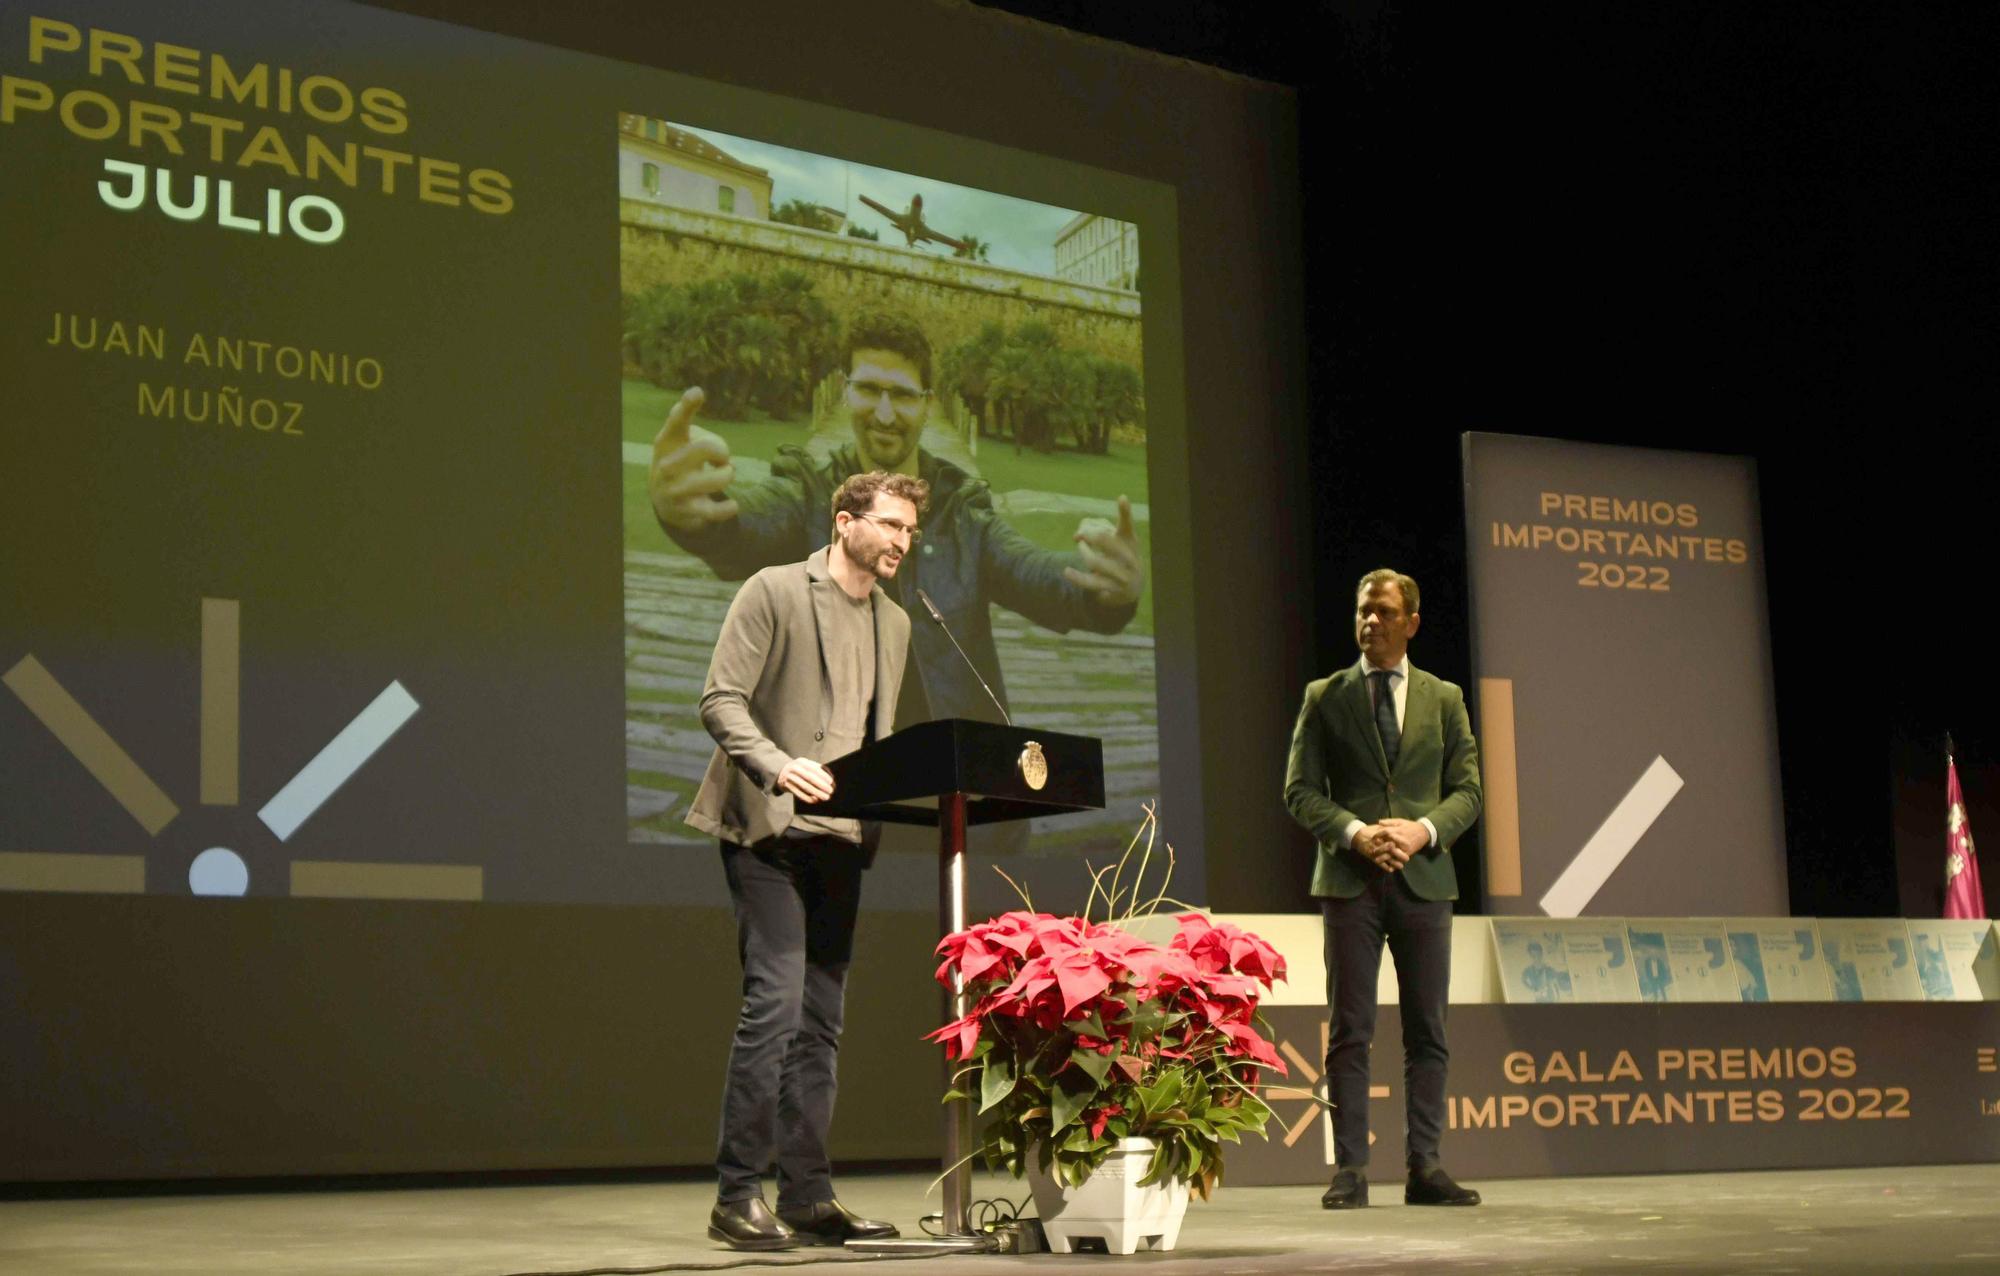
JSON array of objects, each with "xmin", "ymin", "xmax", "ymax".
[
  {"xmin": 1284, "ymin": 568, "xmax": 1484, "ymax": 1211},
  {"xmin": 688, "ymin": 470, "xmax": 927, "ymax": 1251}
]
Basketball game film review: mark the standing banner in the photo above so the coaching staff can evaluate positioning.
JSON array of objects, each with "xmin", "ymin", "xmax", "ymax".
[{"xmin": 1462, "ymin": 433, "xmax": 1786, "ymax": 916}]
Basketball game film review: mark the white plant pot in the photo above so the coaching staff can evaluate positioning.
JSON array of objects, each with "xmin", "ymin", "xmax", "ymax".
[{"xmin": 1026, "ymin": 1136, "xmax": 1191, "ymax": 1255}]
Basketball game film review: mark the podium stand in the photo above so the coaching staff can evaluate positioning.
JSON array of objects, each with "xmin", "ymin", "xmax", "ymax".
[{"xmin": 799, "ymin": 718, "xmax": 1104, "ymax": 1248}]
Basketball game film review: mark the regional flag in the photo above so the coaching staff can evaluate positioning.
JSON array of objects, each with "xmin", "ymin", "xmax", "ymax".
[{"xmin": 1945, "ymin": 744, "xmax": 1987, "ymax": 920}]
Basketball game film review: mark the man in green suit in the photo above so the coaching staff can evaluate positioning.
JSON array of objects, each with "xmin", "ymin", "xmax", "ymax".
[{"xmin": 1284, "ymin": 569, "xmax": 1483, "ymax": 1210}]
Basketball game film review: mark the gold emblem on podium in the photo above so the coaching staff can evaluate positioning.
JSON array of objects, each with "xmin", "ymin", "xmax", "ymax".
[{"xmin": 1018, "ymin": 740, "xmax": 1049, "ymax": 791}]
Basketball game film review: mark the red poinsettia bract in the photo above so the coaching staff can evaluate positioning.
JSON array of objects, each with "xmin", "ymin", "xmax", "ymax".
[{"xmin": 926, "ymin": 911, "xmax": 1288, "ymax": 1080}]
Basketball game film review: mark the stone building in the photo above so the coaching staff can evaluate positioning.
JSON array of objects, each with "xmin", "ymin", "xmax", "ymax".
[
  {"xmin": 616, "ymin": 115, "xmax": 773, "ymax": 220},
  {"xmin": 1053, "ymin": 212, "xmax": 1140, "ymax": 291}
]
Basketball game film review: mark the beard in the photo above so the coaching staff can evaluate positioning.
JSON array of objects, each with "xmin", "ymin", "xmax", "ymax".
[
  {"xmin": 842, "ymin": 527, "xmax": 903, "ymax": 579},
  {"xmin": 852, "ymin": 414, "xmax": 920, "ymax": 470}
]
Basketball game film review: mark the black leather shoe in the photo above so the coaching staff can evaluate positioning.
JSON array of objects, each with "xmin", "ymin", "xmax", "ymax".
[
  {"xmin": 777, "ymin": 1198, "xmax": 900, "ymax": 1245},
  {"xmin": 1405, "ymin": 1166, "xmax": 1481, "ymax": 1206},
  {"xmin": 1321, "ymin": 1167, "xmax": 1369, "ymax": 1209},
  {"xmin": 708, "ymin": 1197, "xmax": 798, "ymax": 1251}
]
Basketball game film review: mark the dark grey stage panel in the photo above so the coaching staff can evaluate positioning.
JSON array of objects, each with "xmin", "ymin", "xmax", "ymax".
[
  {"xmin": 1233, "ymin": 1003, "xmax": 2000, "ymax": 1185},
  {"xmin": 1462, "ymin": 433, "xmax": 1788, "ymax": 918}
]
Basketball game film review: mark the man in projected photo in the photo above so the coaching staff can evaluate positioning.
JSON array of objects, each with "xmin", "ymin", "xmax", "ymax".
[
  {"xmin": 649, "ymin": 308, "xmax": 1143, "ymax": 744},
  {"xmin": 1284, "ymin": 569, "xmax": 1484, "ymax": 1212},
  {"xmin": 691, "ymin": 471, "xmax": 925, "ymax": 1251}
]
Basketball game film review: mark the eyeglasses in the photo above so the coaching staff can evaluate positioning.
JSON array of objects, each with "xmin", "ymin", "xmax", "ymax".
[
  {"xmin": 845, "ymin": 377, "xmax": 929, "ymax": 413},
  {"xmin": 854, "ymin": 512, "xmax": 923, "ymax": 544}
]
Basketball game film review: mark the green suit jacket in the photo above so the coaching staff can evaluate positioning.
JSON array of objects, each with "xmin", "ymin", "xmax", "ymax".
[{"xmin": 1283, "ymin": 659, "xmax": 1482, "ymax": 901}]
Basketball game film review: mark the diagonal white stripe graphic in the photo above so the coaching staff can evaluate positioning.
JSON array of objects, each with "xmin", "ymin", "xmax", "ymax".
[
  {"xmin": 258, "ymin": 682, "xmax": 420, "ymax": 842},
  {"xmin": 1539, "ymin": 755, "xmax": 1684, "ymax": 918}
]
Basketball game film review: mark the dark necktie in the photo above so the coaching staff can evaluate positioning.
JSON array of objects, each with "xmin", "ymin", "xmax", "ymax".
[{"xmin": 1371, "ymin": 669, "xmax": 1401, "ymax": 771}]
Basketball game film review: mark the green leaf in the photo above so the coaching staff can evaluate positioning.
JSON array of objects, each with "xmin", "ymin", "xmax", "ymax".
[
  {"xmin": 1126, "ymin": 999, "xmax": 1170, "ymax": 1041},
  {"xmin": 1136, "ymin": 1071, "xmax": 1184, "ymax": 1121},
  {"xmin": 1050, "ymin": 1079, "xmax": 1088, "ymax": 1134},
  {"xmin": 1207, "ymin": 1108, "xmax": 1245, "ymax": 1142},
  {"xmin": 1234, "ymin": 1096, "xmax": 1274, "ymax": 1130},
  {"xmin": 1067, "ymin": 1048, "xmax": 1114, "ymax": 1085},
  {"xmin": 979, "ymin": 1053, "xmax": 1016, "ymax": 1113}
]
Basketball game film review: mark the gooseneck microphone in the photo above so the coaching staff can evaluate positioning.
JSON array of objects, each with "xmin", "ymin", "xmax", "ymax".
[{"xmin": 914, "ymin": 588, "xmax": 1013, "ymax": 726}]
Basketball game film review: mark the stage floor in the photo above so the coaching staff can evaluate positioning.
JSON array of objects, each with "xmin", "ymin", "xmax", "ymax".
[{"xmin": 5, "ymin": 1163, "xmax": 1999, "ymax": 1274}]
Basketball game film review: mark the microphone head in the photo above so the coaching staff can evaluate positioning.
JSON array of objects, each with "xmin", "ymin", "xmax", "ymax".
[{"xmin": 915, "ymin": 587, "xmax": 945, "ymax": 622}]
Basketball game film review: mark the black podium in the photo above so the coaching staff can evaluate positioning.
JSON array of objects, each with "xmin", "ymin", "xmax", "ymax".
[{"xmin": 798, "ymin": 718, "xmax": 1104, "ymax": 1245}]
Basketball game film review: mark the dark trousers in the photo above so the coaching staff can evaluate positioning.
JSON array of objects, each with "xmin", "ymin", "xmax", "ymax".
[
  {"xmin": 1322, "ymin": 872, "xmax": 1452, "ymax": 1172},
  {"xmin": 715, "ymin": 832, "xmax": 865, "ymax": 1206}
]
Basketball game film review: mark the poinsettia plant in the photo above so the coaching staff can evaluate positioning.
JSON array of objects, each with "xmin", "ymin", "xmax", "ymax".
[{"xmin": 926, "ymin": 811, "xmax": 1290, "ymax": 1198}]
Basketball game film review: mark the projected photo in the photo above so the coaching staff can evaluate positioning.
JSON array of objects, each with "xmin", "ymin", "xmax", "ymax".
[{"xmin": 617, "ymin": 115, "xmax": 1157, "ymax": 870}]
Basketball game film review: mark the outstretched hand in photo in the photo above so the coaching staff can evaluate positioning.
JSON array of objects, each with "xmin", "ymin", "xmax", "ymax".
[{"xmin": 650, "ymin": 385, "xmax": 738, "ymax": 531}]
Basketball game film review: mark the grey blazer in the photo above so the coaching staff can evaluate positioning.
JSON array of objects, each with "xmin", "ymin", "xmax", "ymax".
[{"xmin": 686, "ymin": 545, "xmax": 911, "ymax": 850}]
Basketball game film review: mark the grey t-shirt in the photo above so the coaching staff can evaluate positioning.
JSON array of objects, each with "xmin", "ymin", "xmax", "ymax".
[{"xmin": 790, "ymin": 588, "xmax": 876, "ymax": 841}]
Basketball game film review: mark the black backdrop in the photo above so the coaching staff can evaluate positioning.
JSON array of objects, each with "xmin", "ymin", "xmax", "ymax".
[{"xmin": 989, "ymin": 0, "xmax": 2000, "ymax": 919}]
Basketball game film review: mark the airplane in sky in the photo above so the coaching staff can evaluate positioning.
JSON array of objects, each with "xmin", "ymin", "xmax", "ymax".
[{"xmin": 857, "ymin": 192, "xmax": 968, "ymax": 253}]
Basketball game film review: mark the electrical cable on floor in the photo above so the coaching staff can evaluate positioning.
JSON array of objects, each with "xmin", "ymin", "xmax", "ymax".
[{"xmin": 915, "ymin": 1190, "xmax": 1034, "ymax": 1237}]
